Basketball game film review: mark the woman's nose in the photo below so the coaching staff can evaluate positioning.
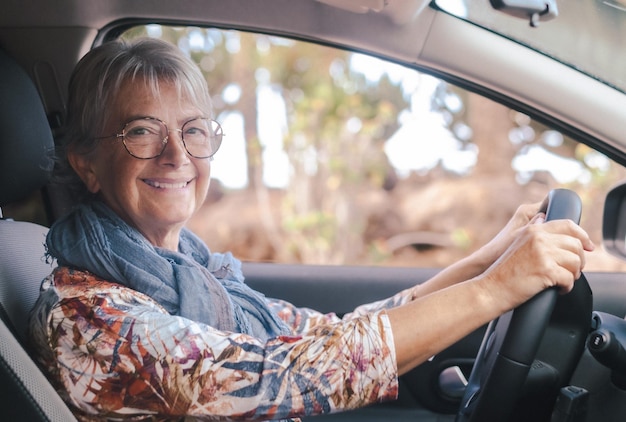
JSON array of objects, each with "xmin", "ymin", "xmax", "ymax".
[{"xmin": 159, "ymin": 129, "xmax": 190, "ymax": 165}]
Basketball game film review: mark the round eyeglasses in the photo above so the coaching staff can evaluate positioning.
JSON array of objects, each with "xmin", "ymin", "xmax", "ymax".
[{"xmin": 98, "ymin": 117, "xmax": 224, "ymax": 159}]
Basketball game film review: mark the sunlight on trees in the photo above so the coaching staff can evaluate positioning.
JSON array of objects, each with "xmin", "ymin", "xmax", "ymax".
[{"xmin": 119, "ymin": 26, "xmax": 626, "ymax": 270}]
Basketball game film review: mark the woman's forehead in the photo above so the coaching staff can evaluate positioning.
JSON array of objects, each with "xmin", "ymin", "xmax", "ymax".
[{"xmin": 108, "ymin": 79, "xmax": 205, "ymax": 124}]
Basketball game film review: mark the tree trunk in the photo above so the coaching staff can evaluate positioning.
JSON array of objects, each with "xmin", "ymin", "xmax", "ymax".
[
  {"xmin": 232, "ymin": 35, "xmax": 260, "ymax": 189},
  {"xmin": 467, "ymin": 94, "xmax": 516, "ymax": 177}
]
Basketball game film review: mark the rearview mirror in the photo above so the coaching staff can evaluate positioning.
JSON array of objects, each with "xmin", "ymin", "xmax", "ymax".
[
  {"xmin": 603, "ymin": 182, "xmax": 626, "ymax": 261},
  {"xmin": 490, "ymin": 0, "xmax": 558, "ymax": 27}
]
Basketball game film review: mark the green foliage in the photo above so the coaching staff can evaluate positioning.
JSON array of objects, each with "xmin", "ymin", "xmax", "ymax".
[{"xmin": 273, "ymin": 44, "xmax": 407, "ymax": 262}]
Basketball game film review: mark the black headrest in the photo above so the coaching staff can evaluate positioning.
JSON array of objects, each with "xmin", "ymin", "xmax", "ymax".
[{"xmin": 0, "ymin": 49, "xmax": 54, "ymax": 206}]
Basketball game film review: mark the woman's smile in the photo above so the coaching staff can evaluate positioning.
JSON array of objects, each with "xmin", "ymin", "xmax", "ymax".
[{"xmin": 142, "ymin": 178, "xmax": 193, "ymax": 190}]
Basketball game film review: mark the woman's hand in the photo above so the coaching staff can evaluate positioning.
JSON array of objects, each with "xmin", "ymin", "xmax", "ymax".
[
  {"xmin": 477, "ymin": 216, "xmax": 595, "ymax": 311},
  {"xmin": 472, "ymin": 201, "xmax": 544, "ymax": 272},
  {"xmin": 390, "ymin": 214, "xmax": 594, "ymax": 375},
  {"xmin": 410, "ymin": 201, "xmax": 545, "ymax": 300}
]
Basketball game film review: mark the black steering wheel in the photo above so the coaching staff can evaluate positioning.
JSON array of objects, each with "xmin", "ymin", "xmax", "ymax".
[{"xmin": 456, "ymin": 189, "xmax": 592, "ymax": 421}]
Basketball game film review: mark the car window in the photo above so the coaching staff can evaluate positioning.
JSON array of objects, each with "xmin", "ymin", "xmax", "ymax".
[{"xmin": 120, "ymin": 25, "xmax": 626, "ymax": 271}]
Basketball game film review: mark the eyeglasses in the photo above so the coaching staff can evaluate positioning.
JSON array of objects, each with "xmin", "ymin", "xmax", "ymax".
[{"xmin": 98, "ymin": 117, "xmax": 224, "ymax": 159}]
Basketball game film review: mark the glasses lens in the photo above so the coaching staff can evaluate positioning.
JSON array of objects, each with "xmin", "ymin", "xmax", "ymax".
[
  {"xmin": 182, "ymin": 118, "xmax": 223, "ymax": 159},
  {"xmin": 123, "ymin": 118, "xmax": 167, "ymax": 159}
]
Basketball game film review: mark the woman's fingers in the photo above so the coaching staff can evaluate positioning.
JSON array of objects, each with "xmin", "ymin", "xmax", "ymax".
[
  {"xmin": 484, "ymin": 218, "xmax": 594, "ymax": 309},
  {"xmin": 474, "ymin": 201, "xmax": 545, "ymax": 269},
  {"xmin": 531, "ymin": 220, "xmax": 593, "ymax": 280},
  {"xmin": 539, "ymin": 219, "xmax": 595, "ymax": 264},
  {"xmin": 539, "ymin": 220, "xmax": 594, "ymax": 293}
]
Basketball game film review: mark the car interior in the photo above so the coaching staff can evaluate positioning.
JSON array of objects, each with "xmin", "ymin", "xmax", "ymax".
[
  {"xmin": 0, "ymin": 47, "xmax": 75, "ymax": 421},
  {"xmin": 3, "ymin": 0, "xmax": 626, "ymax": 421}
]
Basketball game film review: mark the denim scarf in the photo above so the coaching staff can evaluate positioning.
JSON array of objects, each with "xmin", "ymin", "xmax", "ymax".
[{"xmin": 45, "ymin": 201, "xmax": 290, "ymax": 340}]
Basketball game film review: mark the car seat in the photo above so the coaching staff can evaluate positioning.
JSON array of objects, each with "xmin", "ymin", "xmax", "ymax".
[{"xmin": 0, "ymin": 48, "xmax": 77, "ymax": 421}]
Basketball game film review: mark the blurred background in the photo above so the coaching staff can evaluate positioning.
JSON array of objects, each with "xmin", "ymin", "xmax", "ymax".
[
  {"xmin": 127, "ymin": 26, "xmax": 626, "ymax": 271},
  {"xmin": 9, "ymin": 25, "xmax": 625, "ymax": 272}
]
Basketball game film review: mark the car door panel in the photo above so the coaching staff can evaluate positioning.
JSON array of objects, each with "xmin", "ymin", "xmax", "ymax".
[{"xmin": 244, "ymin": 264, "xmax": 626, "ymax": 420}]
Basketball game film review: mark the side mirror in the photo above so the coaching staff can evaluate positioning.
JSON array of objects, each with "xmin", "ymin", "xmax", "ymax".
[{"xmin": 603, "ymin": 182, "xmax": 626, "ymax": 261}]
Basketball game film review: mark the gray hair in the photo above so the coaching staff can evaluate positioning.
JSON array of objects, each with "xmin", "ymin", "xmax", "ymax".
[{"xmin": 56, "ymin": 37, "xmax": 214, "ymax": 200}]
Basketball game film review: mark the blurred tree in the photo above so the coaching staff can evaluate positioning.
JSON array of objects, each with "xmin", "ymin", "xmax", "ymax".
[
  {"xmin": 231, "ymin": 34, "xmax": 261, "ymax": 190},
  {"xmin": 122, "ymin": 25, "xmax": 626, "ymax": 271},
  {"xmin": 260, "ymin": 42, "xmax": 408, "ymax": 263},
  {"xmin": 124, "ymin": 27, "xmax": 409, "ymax": 263}
]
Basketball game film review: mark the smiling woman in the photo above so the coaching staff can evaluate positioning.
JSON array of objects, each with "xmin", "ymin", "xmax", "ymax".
[
  {"xmin": 57, "ymin": 40, "xmax": 215, "ymax": 249},
  {"xmin": 4, "ymin": 2, "xmax": 626, "ymax": 422},
  {"xmin": 26, "ymin": 35, "xmax": 594, "ymax": 422},
  {"xmin": 69, "ymin": 82, "xmax": 213, "ymax": 249}
]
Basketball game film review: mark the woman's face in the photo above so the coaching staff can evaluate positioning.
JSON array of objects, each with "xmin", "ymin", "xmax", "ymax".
[{"xmin": 70, "ymin": 80, "xmax": 212, "ymax": 250}]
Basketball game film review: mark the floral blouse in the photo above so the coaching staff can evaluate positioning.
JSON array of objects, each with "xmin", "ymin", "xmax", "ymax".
[{"xmin": 29, "ymin": 267, "xmax": 412, "ymax": 421}]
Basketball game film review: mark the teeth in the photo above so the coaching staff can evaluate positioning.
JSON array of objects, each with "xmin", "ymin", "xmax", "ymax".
[{"xmin": 145, "ymin": 180, "xmax": 189, "ymax": 189}]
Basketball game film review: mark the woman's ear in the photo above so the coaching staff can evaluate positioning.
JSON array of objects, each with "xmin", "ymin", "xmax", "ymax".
[{"xmin": 68, "ymin": 151, "xmax": 101, "ymax": 194}]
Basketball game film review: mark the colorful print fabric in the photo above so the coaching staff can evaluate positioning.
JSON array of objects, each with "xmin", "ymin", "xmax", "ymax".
[{"xmin": 29, "ymin": 267, "xmax": 409, "ymax": 421}]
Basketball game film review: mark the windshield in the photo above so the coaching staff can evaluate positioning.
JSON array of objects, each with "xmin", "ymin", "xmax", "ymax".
[{"xmin": 436, "ymin": 0, "xmax": 626, "ymax": 93}]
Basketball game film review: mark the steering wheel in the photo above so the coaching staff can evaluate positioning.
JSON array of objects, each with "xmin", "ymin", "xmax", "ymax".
[{"xmin": 456, "ymin": 189, "xmax": 589, "ymax": 422}]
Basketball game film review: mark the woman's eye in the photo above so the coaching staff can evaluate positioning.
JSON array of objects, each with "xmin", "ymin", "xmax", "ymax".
[
  {"xmin": 185, "ymin": 126, "xmax": 208, "ymax": 137},
  {"xmin": 128, "ymin": 126, "xmax": 158, "ymax": 137}
]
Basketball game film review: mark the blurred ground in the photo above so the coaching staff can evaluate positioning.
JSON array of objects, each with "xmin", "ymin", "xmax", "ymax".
[{"xmin": 188, "ymin": 176, "xmax": 626, "ymax": 272}]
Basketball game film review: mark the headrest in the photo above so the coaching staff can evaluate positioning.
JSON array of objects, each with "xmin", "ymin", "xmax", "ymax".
[{"xmin": 0, "ymin": 49, "xmax": 54, "ymax": 206}]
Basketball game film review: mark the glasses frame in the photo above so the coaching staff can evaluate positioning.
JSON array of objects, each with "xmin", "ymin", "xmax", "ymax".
[{"xmin": 97, "ymin": 116, "xmax": 224, "ymax": 160}]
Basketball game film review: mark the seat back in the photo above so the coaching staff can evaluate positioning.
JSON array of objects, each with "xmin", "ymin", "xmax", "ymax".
[
  {"xmin": 0, "ymin": 221, "xmax": 52, "ymax": 342},
  {"xmin": 0, "ymin": 48, "xmax": 77, "ymax": 421}
]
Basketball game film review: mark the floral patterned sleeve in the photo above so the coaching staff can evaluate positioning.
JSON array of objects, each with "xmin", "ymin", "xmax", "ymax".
[
  {"xmin": 268, "ymin": 287, "xmax": 415, "ymax": 334},
  {"xmin": 29, "ymin": 268, "xmax": 398, "ymax": 422}
]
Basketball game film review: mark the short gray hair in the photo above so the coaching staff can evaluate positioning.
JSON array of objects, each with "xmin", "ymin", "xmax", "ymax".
[{"xmin": 56, "ymin": 37, "xmax": 214, "ymax": 200}]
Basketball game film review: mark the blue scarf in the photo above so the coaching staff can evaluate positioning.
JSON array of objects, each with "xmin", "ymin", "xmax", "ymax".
[{"xmin": 45, "ymin": 201, "xmax": 290, "ymax": 340}]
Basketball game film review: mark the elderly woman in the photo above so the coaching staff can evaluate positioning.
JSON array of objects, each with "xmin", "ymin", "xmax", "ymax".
[{"xmin": 29, "ymin": 38, "xmax": 593, "ymax": 421}]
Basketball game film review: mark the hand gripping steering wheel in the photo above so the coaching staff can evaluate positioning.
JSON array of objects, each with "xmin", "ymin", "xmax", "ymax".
[{"xmin": 456, "ymin": 189, "xmax": 592, "ymax": 422}]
